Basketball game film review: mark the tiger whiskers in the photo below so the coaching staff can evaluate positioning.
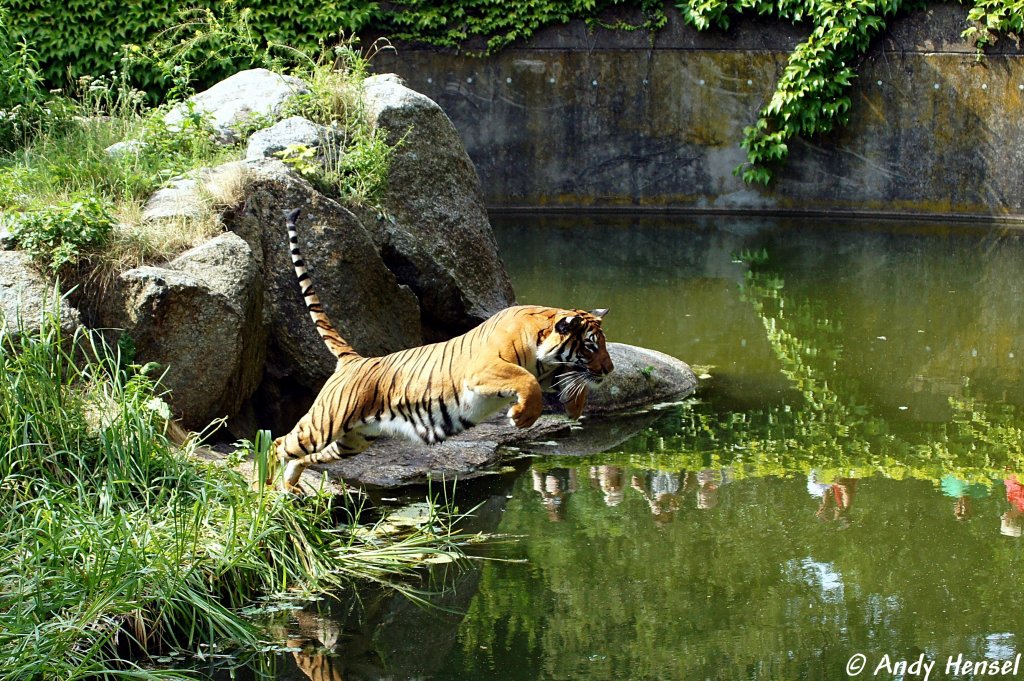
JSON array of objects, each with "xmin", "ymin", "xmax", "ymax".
[{"xmin": 554, "ymin": 370, "xmax": 590, "ymax": 403}]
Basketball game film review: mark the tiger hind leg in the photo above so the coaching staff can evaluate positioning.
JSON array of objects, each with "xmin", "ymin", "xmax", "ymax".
[{"xmin": 280, "ymin": 429, "xmax": 372, "ymax": 494}]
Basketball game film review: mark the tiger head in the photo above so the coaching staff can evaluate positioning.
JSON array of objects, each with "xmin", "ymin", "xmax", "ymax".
[{"xmin": 539, "ymin": 308, "xmax": 614, "ymax": 420}]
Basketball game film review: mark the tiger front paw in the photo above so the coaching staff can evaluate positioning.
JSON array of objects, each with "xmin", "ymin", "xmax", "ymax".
[{"xmin": 508, "ymin": 400, "xmax": 541, "ymax": 429}]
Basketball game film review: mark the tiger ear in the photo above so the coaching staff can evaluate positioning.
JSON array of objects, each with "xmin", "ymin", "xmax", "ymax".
[
  {"xmin": 590, "ymin": 308, "xmax": 608, "ymax": 319},
  {"xmin": 556, "ymin": 315, "xmax": 582, "ymax": 335}
]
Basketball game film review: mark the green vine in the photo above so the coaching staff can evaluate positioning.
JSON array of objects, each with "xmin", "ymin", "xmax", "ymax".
[
  {"xmin": 963, "ymin": 0, "xmax": 1024, "ymax": 49},
  {"xmin": 5, "ymin": 0, "xmax": 1024, "ymax": 183},
  {"xmin": 680, "ymin": 0, "xmax": 915, "ymax": 184},
  {"xmin": 377, "ymin": 0, "xmax": 668, "ymax": 53}
]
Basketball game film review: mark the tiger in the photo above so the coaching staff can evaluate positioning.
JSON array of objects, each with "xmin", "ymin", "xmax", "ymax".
[{"xmin": 266, "ymin": 208, "xmax": 613, "ymax": 494}]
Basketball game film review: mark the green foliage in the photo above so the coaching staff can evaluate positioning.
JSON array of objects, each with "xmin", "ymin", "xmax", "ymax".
[
  {"xmin": 0, "ymin": 300, "xmax": 475, "ymax": 679},
  {"xmin": 0, "ymin": 94, "xmax": 224, "ymax": 215},
  {"xmin": 275, "ymin": 143, "xmax": 321, "ymax": 177},
  {"xmin": 6, "ymin": 197, "xmax": 115, "ymax": 273},
  {"xmin": 138, "ymin": 103, "xmax": 229, "ymax": 182},
  {"xmin": 0, "ymin": 4, "xmax": 72, "ymax": 149},
  {"xmin": 0, "ymin": 11, "xmax": 397, "ymax": 278},
  {"xmin": 677, "ymin": 0, "xmax": 912, "ymax": 184},
  {"xmin": 333, "ymin": 125, "xmax": 396, "ymax": 204},
  {"xmin": 6, "ymin": 0, "xmax": 1024, "ymax": 185},
  {"xmin": 963, "ymin": 0, "xmax": 1024, "ymax": 49},
  {"xmin": 0, "ymin": 79, "xmax": 238, "ymax": 275},
  {"xmin": 377, "ymin": 0, "xmax": 667, "ymax": 53},
  {"xmin": 3, "ymin": 0, "xmax": 381, "ymax": 96}
]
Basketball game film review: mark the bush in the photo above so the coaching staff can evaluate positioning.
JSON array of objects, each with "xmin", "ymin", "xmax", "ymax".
[
  {"xmin": 0, "ymin": 4, "xmax": 72, "ymax": 149},
  {"xmin": 3, "ymin": 0, "xmax": 380, "ymax": 97},
  {"xmin": 6, "ymin": 197, "xmax": 116, "ymax": 274},
  {"xmin": 0, "ymin": 300, "xmax": 475, "ymax": 680}
]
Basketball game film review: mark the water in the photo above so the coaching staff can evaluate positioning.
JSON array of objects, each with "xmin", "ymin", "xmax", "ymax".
[{"xmin": 207, "ymin": 214, "xmax": 1024, "ymax": 680}]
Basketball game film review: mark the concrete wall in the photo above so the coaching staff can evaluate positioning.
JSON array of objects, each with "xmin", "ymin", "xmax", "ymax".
[{"xmin": 372, "ymin": 4, "xmax": 1024, "ymax": 220}]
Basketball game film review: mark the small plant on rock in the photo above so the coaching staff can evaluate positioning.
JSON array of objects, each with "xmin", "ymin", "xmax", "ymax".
[{"xmin": 6, "ymin": 196, "xmax": 115, "ymax": 274}]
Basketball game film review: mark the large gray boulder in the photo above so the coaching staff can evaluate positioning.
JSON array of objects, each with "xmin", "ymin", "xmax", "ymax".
[
  {"xmin": 587, "ymin": 343, "xmax": 698, "ymax": 413},
  {"xmin": 245, "ymin": 116, "xmax": 341, "ymax": 162},
  {"xmin": 140, "ymin": 162, "xmax": 249, "ymax": 224},
  {"xmin": 141, "ymin": 176, "xmax": 205, "ymax": 223},
  {"xmin": 165, "ymin": 68, "xmax": 309, "ymax": 143},
  {"xmin": 101, "ymin": 232, "xmax": 265, "ymax": 429},
  {"xmin": 361, "ymin": 73, "xmax": 515, "ymax": 340},
  {"xmin": 228, "ymin": 158, "xmax": 423, "ymax": 391},
  {"xmin": 0, "ymin": 251, "xmax": 82, "ymax": 343}
]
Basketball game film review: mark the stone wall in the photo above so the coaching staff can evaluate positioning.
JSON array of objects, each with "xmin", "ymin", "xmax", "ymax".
[{"xmin": 372, "ymin": 4, "xmax": 1024, "ymax": 220}]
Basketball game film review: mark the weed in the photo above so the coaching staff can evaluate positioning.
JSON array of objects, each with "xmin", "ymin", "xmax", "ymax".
[
  {"xmin": 0, "ymin": 298, "xmax": 477, "ymax": 680},
  {"xmin": 5, "ymin": 197, "xmax": 115, "ymax": 274},
  {"xmin": 275, "ymin": 143, "xmax": 321, "ymax": 178}
]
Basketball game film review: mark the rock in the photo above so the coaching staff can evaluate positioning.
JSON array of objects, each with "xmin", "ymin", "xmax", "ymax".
[
  {"xmin": 321, "ymin": 415, "xmax": 568, "ymax": 489},
  {"xmin": 228, "ymin": 158, "xmax": 422, "ymax": 393},
  {"xmin": 164, "ymin": 68, "xmax": 309, "ymax": 144},
  {"xmin": 104, "ymin": 139, "xmax": 147, "ymax": 158},
  {"xmin": 587, "ymin": 343, "xmax": 698, "ymax": 413},
  {"xmin": 141, "ymin": 163, "xmax": 250, "ymax": 224},
  {"xmin": 101, "ymin": 232, "xmax": 265, "ymax": 429},
  {"xmin": 360, "ymin": 73, "xmax": 515, "ymax": 340},
  {"xmin": 245, "ymin": 116, "xmax": 342, "ymax": 162},
  {"xmin": 0, "ymin": 251, "xmax": 82, "ymax": 343},
  {"xmin": 141, "ymin": 176, "xmax": 204, "ymax": 223},
  {"xmin": 310, "ymin": 343, "xmax": 697, "ymax": 488}
]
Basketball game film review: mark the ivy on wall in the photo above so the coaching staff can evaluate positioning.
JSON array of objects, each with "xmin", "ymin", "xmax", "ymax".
[
  {"xmin": 2, "ymin": 0, "xmax": 1021, "ymax": 183},
  {"xmin": 681, "ymin": 0, "xmax": 915, "ymax": 184},
  {"xmin": 2, "ymin": 0, "xmax": 378, "ymax": 94}
]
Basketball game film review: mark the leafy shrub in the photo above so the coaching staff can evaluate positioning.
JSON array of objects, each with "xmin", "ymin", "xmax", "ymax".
[
  {"xmin": 0, "ymin": 302, "xmax": 475, "ymax": 680},
  {"xmin": 4, "ymin": 0, "xmax": 380, "ymax": 96},
  {"xmin": 0, "ymin": 4, "xmax": 72, "ymax": 149},
  {"xmin": 6, "ymin": 197, "xmax": 116, "ymax": 273}
]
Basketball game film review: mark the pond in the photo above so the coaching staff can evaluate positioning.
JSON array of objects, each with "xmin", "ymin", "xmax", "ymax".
[{"xmin": 204, "ymin": 214, "xmax": 1024, "ymax": 680}]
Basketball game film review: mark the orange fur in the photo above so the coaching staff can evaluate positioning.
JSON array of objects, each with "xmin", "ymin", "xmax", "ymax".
[{"xmin": 267, "ymin": 210, "xmax": 613, "ymax": 493}]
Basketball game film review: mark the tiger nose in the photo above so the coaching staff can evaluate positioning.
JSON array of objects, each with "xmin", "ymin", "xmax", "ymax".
[{"xmin": 601, "ymin": 355, "xmax": 614, "ymax": 375}]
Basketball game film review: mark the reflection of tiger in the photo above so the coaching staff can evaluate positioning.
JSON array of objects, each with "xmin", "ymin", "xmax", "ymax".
[{"xmin": 267, "ymin": 208, "xmax": 614, "ymax": 493}]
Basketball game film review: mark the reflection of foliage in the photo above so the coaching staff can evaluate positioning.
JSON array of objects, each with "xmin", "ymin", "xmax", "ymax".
[
  {"xmin": 453, "ymin": 459, "xmax": 1024, "ymax": 680},
  {"xmin": 444, "ymin": 251, "xmax": 1024, "ymax": 681},
  {"xmin": 547, "ymin": 261, "xmax": 1024, "ymax": 485}
]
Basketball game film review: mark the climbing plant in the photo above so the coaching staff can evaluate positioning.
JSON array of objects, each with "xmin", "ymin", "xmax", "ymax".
[
  {"xmin": 3, "ymin": 0, "xmax": 1023, "ymax": 182},
  {"xmin": 679, "ymin": 0, "xmax": 915, "ymax": 184}
]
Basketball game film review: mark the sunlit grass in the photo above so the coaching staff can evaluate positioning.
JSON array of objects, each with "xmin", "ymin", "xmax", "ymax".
[{"xmin": 0, "ymin": 300, "xmax": 476, "ymax": 680}]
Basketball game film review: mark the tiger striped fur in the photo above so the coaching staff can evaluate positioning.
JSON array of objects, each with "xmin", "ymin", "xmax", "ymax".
[{"xmin": 269, "ymin": 208, "xmax": 613, "ymax": 493}]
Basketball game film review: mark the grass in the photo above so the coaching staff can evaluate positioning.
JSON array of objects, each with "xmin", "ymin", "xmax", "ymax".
[
  {"xmin": 0, "ymin": 301, "xmax": 478, "ymax": 680},
  {"xmin": 0, "ymin": 31, "xmax": 432, "ymax": 679},
  {"xmin": 0, "ymin": 31, "xmax": 397, "ymax": 286},
  {"xmin": 0, "ymin": 94, "xmax": 241, "ymax": 279}
]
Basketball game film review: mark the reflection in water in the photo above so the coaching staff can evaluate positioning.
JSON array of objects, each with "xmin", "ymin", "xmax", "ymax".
[
  {"xmin": 198, "ymin": 216, "xmax": 1024, "ymax": 680},
  {"xmin": 531, "ymin": 468, "xmax": 577, "ymax": 521},
  {"xmin": 1003, "ymin": 475, "xmax": 1024, "ymax": 537},
  {"xmin": 808, "ymin": 472, "xmax": 859, "ymax": 525},
  {"xmin": 590, "ymin": 465, "xmax": 625, "ymax": 507},
  {"xmin": 630, "ymin": 469, "xmax": 682, "ymax": 520},
  {"xmin": 941, "ymin": 474, "xmax": 990, "ymax": 521}
]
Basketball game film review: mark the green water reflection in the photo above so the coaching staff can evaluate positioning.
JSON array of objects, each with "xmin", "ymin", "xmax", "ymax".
[
  {"xmin": 442, "ymin": 214, "xmax": 1024, "ymax": 681},
  {"xmin": 214, "ymin": 215, "xmax": 1024, "ymax": 680}
]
